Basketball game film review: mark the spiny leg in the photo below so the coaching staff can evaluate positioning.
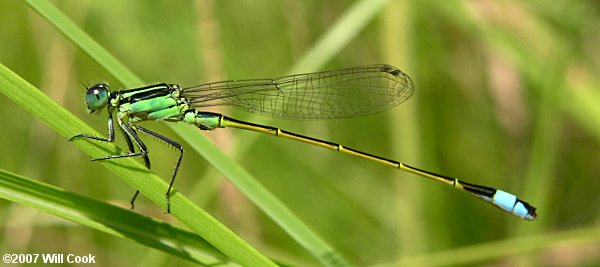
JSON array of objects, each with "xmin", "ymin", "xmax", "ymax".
[
  {"xmin": 69, "ymin": 111, "xmax": 115, "ymax": 142},
  {"xmin": 90, "ymin": 119, "xmax": 151, "ymax": 210},
  {"xmin": 91, "ymin": 118, "xmax": 149, "ymax": 162},
  {"xmin": 133, "ymin": 125, "xmax": 184, "ymax": 214},
  {"xmin": 70, "ymin": 113, "xmax": 150, "ymax": 210},
  {"xmin": 130, "ymin": 190, "xmax": 141, "ymax": 210},
  {"xmin": 118, "ymin": 126, "xmax": 149, "ymax": 210},
  {"xmin": 120, "ymin": 126, "xmax": 151, "ymax": 169}
]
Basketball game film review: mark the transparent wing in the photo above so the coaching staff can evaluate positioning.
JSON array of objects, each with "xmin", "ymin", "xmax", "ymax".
[{"xmin": 181, "ymin": 64, "xmax": 413, "ymax": 120}]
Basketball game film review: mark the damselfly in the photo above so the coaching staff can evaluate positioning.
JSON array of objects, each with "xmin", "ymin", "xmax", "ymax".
[{"xmin": 70, "ymin": 64, "xmax": 537, "ymax": 220}]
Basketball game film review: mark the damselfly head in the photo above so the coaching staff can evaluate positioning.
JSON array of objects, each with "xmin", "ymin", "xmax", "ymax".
[{"xmin": 85, "ymin": 83, "xmax": 110, "ymax": 113}]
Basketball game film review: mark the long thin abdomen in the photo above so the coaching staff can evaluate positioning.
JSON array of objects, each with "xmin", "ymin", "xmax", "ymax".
[{"xmin": 186, "ymin": 111, "xmax": 537, "ymax": 220}]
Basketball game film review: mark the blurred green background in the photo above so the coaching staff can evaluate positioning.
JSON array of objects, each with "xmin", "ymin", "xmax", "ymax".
[{"xmin": 1, "ymin": 0, "xmax": 600, "ymax": 266}]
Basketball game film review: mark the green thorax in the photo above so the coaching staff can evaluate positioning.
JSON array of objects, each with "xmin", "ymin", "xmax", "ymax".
[{"xmin": 113, "ymin": 83, "xmax": 190, "ymax": 123}]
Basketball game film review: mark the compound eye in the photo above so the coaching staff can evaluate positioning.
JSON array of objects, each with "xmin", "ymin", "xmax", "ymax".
[{"xmin": 85, "ymin": 83, "xmax": 110, "ymax": 112}]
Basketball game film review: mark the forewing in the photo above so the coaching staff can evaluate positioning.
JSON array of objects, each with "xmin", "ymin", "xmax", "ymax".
[{"xmin": 182, "ymin": 64, "xmax": 413, "ymax": 120}]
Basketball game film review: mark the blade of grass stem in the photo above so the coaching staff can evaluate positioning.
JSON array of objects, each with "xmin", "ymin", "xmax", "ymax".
[
  {"xmin": 0, "ymin": 62, "xmax": 276, "ymax": 267},
  {"xmin": 25, "ymin": 1, "xmax": 349, "ymax": 266},
  {"xmin": 0, "ymin": 168, "xmax": 232, "ymax": 266}
]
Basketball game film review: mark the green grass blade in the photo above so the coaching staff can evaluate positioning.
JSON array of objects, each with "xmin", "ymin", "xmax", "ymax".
[
  {"xmin": 290, "ymin": 0, "xmax": 392, "ymax": 73},
  {"xmin": 25, "ymin": 1, "xmax": 350, "ymax": 266},
  {"xmin": 0, "ymin": 168, "xmax": 232, "ymax": 266},
  {"xmin": 174, "ymin": 125, "xmax": 350, "ymax": 267},
  {"xmin": 384, "ymin": 225, "xmax": 600, "ymax": 267},
  {"xmin": 233, "ymin": 0, "xmax": 394, "ymax": 155},
  {"xmin": 22, "ymin": 0, "xmax": 142, "ymax": 85},
  {"xmin": 0, "ymin": 62, "xmax": 276, "ymax": 267}
]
